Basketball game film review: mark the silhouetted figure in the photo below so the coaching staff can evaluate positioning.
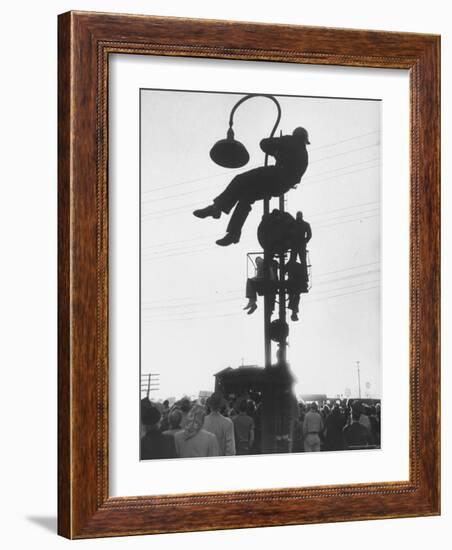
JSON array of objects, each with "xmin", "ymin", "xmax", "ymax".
[
  {"xmin": 343, "ymin": 405, "xmax": 373, "ymax": 449},
  {"xmin": 324, "ymin": 405, "xmax": 346, "ymax": 451},
  {"xmin": 290, "ymin": 211, "xmax": 312, "ymax": 266},
  {"xmin": 162, "ymin": 408, "xmax": 183, "ymax": 437},
  {"xmin": 244, "ymin": 256, "xmax": 278, "ymax": 315},
  {"xmin": 303, "ymin": 401, "xmax": 324, "ymax": 452},
  {"xmin": 203, "ymin": 392, "xmax": 236, "ymax": 456},
  {"xmin": 369, "ymin": 405, "xmax": 381, "ymax": 446},
  {"xmin": 179, "ymin": 398, "xmax": 191, "ymax": 429},
  {"xmin": 193, "ymin": 127, "xmax": 310, "ymax": 246},
  {"xmin": 233, "ymin": 400, "xmax": 255, "ymax": 455},
  {"xmin": 286, "ymin": 261, "xmax": 307, "ymax": 321},
  {"xmin": 141, "ymin": 403, "xmax": 176, "ymax": 460}
]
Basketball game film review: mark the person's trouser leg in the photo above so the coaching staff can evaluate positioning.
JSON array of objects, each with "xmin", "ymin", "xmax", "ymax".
[
  {"xmin": 304, "ymin": 433, "xmax": 320, "ymax": 452},
  {"xmin": 214, "ymin": 167, "xmax": 275, "ymax": 214},
  {"xmin": 226, "ymin": 201, "xmax": 252, "ymax": 236},
  {"xmin": 213, "ymin": 175, "xmax": 244, "ymax": 214},
  {"xmin": 269, "ymin": 291, "xmax": 276, "ymax": 313},
  {"xmin": 288, "ymin": 293, "xmax": 300, "ymax": 313},
  {"xmin": 246, "ymin": 278, "xmax": 257, "ymax": 301}
]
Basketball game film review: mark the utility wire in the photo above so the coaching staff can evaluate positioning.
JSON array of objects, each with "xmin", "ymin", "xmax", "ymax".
[
  {"xmin": 141, "ymin": 162, "xmax": 379, "ymax": 220},
  {"xmin": 141, "ymin": 154, "xmax": 379, "ymax": 205},
  {"xmin": 141, "ymin": 200, "xmax": 380, "ymax": 251},
  {"xmin": 142, "ymin": 284, "xmax": 379, "ymax": 323},
  {"xmin": 142, "ymin": 278, "xmax": 380, "ymax": 318},
  {"xmin": 141, "ymin": 131, "xmax": 379, "ymax": 194},
  {"xmin": 142, "ymin": 211, "xmax": 379, "ymax": 262}
]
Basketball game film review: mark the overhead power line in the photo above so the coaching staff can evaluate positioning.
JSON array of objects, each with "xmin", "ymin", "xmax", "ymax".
[
  {"xmin": 141, "ymin": 130, "xmax": 380, "ymax": 195},
  {"xmin": 142, "ymin": 277, "xmax": 380, "ymax": 318},
  {"xmin": 142, "ymin": 284, "xmax": 379, "ymax": 324},
  {"xmin": 141, "ymin": 154, "xmax": 380, "ymax": 206}
]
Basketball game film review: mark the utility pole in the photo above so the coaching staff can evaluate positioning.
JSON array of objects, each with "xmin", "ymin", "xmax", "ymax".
[
  {"xmin": 278, "ymin": 193, "xmax": 288, "ymax": 364},
  {"xmin": 356, "ymin": 361, "xmax": 361, "ymax": 399},
  {"xmin": 263, "ymin": 195, "xmax": 272, "ymax": 368},
  {"xmin": 140, "ymin": 373, "xmax": 160, "ymax": 399}
]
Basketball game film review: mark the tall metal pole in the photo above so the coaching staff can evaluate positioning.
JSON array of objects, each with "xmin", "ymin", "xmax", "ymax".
[
  {"xmin": 227, "ymin": 94, "xmax": 282, "ymax": 371},
  {"xmin": 356, "ymin": 360, "xmax": 362, "ymax": 399},
  {"xmin": 263, "ymin": 197, "xmax": 272, "ymax": 368},
  {"xmin": 278, "ymin": 194, "xmax": 287, "ymax": 364}
]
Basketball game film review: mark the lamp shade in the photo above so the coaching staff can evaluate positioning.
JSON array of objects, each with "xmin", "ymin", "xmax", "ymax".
[{"xmin": 209, "ymin": 128, "xmax": 250, "ymax": 168}]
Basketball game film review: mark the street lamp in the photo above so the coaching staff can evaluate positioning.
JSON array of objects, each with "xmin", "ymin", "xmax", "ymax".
[
  {"xmin": 209, "ymin": 93, "xmax": 300, "ymax": 454},
  {"xmin": 209, "ymin": 93, "xmax": 282, "ymax": 170},
  {"xmin": 211, "ymin": 94, "xmax": 284, "ymax": 369}
]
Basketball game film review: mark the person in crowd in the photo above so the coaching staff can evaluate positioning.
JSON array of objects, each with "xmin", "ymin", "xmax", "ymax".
[
  {"xmin": 243, "ymin": 256, "xmax": 278, "ymax": 315},
  {"xmin": 343, "ymin": 404, "xmax": 374, "ymax": 449},
  {"xmin": 193, "ymin": 127, "xmax": 310, "ymax": 246},
  {"xmin": 359, "ymin": 403, "xmax": 372, "ymax": 432},
  {"xmin": 369, "ymin": 405, "xmax": 381, "ymax": 446},
  {"xmin": 160, "ymin": 399, "xmax": 171, "ymax": 432},
  {"xmin": 174, "ymin": 404, "xmax": 220, "ymax": 458},
  {"xmin": 140, "ymin": 397, "xmax": 152, "ymax": 438},
  {"xmin": 292, "ymin": 402, "xmax": 306, "ymax": 453},
  {"xmin": 321, "ymin": 404, "xmax": 331, "ymax": 421},
  {"xmin": 250, "ymin": 400, "xmax": 262, "ymax": 454},
  {"xmin": 324, "ymin": 405, "xmax": 346, "ymax": 451},
  {"xmin": 302, "ymin": 401, "xmax": 324, "ymax": 452},
  {"xmin": 141, "ymin": 402, "xmax": 176, "ymax": 460},
  {"xmin": 179, "ymin": 398, "xmax": 191, "ymax": 429},
  {"xmin": 162, "ymin": 408, "xmax": 183, "ymax": 437},
  {"xmin": 203, "ymin": 392, "xmax": 236, "ymax": 455},
  {"xmin": 233, "ymin": 400, "xmax": 255, "ymax": 455}
]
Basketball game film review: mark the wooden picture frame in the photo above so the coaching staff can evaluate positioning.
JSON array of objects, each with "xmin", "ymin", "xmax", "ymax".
[{"xmin": 58, "ymin": 11, "xmax": 440, "ymax": 539}]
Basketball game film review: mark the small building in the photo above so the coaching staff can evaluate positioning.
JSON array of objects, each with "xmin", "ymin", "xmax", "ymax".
[{"xmin": 214, "ymin": 365, "xmax": 267, "ymax": 399}]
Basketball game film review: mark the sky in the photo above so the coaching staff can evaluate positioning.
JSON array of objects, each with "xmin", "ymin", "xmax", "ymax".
[{"xmin": 140, "ymin": 89, "xmax": 381, "ymax": 401}]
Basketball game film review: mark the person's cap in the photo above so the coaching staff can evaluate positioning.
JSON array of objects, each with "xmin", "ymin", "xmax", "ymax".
[
  {"xmin": 292, "ymin": 126, "xmax": 310, "ymax": 144},
  {"xmin": 141, "ymin": 404, "xmax": 161, "ymax": 426}
]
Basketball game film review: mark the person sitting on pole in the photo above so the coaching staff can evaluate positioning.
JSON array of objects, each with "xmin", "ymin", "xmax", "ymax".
[
  {"xmin": 193, "ymin": 127, "xmax": 310, "ymax": 246},
  {"xmin": 243, "ymin": 256, "xmax": 278, "ymax": 315}
]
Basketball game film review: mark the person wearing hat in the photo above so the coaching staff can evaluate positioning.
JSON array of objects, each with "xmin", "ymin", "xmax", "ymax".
[
  {"xmin": 140, "ymin": 401, "xmax": 176, "ymax": 460},
  {"xmin": 193, "ymin": 127, "xmax": 310, "ymax": 246}
]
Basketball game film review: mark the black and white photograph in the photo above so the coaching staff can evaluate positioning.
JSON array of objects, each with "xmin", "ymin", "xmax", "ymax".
[{"xmin": 139, "ymin": 89, "xmax": 382, "ymax": 460}]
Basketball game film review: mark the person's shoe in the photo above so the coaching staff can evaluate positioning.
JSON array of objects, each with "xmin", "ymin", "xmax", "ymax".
[
  {"xmin": 243, "ymin": 300, "xmax": 256, "ymax": 311},
  {"xmin": 193, "ymin": 204, "xmax": 221, "ymax": 219},
  {"xmin": 291, "ymin": 312, "xmax": 299, "ymax": 321},
  {"xmin": 247, "ymin": 304, "xmax": 258, "ymax": 315},
  {"xmin": 215, "ymin": 232, "xmax": 240, "ymax": 246}
]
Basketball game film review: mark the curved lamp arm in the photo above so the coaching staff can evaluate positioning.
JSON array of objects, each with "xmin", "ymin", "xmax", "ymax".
[
  {"xmin": 229, "ymin": 93, "xmax": 282, "ymax": 140},
  {"xmin": 210, "ymin": 94, "xmax": 282, "ymax": 169}
]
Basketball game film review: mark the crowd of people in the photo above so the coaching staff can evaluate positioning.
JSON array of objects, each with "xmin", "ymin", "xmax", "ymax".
[
  {"xmin": 141, "ymin": 391, "xmax": 381, "ymax": 460},
  {"xmin": 293, "ymin": 400, "xmax": 381, "ymax": 452}
]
